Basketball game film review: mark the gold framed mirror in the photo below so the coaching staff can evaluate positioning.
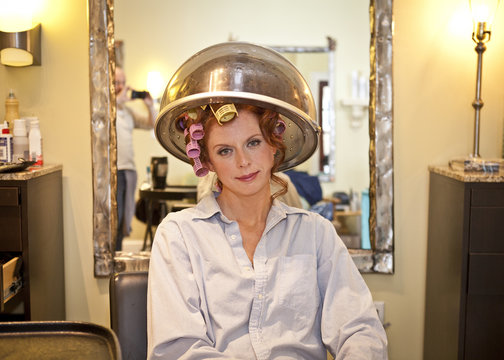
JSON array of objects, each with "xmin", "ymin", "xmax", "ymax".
[{"xmin": 88, "ymin": 0, "xmax": 394, "ymax": 276}]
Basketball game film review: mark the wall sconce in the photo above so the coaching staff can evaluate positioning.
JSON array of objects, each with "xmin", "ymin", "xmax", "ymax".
[
  {"xmin": 0, "ymin": 23, "xmax": 41, "ymax": 66},
  {"xmin": 449, "ymin": 0, "xmax": 503, "ymax": 172}
]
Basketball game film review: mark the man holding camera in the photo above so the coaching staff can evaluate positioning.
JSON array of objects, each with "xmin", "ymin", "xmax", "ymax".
[{"xmin": 114, "ymin": 66, "xmax": 157, "ymax": 251}]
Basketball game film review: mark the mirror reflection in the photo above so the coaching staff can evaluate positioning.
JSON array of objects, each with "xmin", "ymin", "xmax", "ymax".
[
  {"xmin": 114, "ymin": 0, "xmax": 371, "ymax": 252},
  {"xmin": 89, "ymin": 0, "xmax": 394, "ymax": 275}
]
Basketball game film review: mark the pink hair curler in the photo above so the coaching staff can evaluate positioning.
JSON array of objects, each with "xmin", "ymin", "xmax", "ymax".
[
  {"xmin": 189, "ymin": 123, "xmax": 205, "ymax": 140},
  {"xmin": 192, "ymin": 157, "xmax": 209, "ymax": 177},
  {"xmin": 186, "ymin": 139, "xmax": 201, "ymax": 159}
]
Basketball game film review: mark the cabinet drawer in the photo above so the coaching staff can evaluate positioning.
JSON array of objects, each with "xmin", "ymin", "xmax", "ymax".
[
  {"xmin": 469, "ymin": 207, "xmax": 504, "ymax": 252},
  {"xmin": 0, "ymin": 206, "xmax": 22, "ymax": 251},
  {"xmin": 471, "ymin": 187, "xmax": 504, "ymax": 207},
  {"xmin": 0, "ymin": 187, "xmax": 19, "ymax": 206},
  {"xmin": 465, "ymin": 294, "xmax": 504, "ymax": 360},
  {"xmin": 1, "ymin": 256, "xmax": 22, "ymax": 311},
  {"xmin": 467, "ymin": 254, "xmax": 504, "ymax": 295}
]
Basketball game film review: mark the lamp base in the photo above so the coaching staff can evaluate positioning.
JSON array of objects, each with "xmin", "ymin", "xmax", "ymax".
[{"xmin": 449, "ymin": 156, "xmax": 504, "ymax": 174}]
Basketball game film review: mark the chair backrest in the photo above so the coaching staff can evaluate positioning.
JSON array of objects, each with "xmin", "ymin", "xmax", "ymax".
[
  {"xmin": 110, "ymin": 271, "xmax": 148, "ymax": 360},
  {"xmin": 0, "ymin": 321, "xmax": 121, "ymax": 359}
]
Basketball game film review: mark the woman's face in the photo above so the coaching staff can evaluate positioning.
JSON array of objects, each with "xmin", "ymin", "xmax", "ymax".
[{"xmin": 205, "ymin": 108, "xmax": 277, "ymax": 198}]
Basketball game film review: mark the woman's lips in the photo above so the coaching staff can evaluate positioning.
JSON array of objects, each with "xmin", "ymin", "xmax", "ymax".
[{"xmin": 236, "ymin": 171, "xmax": 259, "ymax": 181}]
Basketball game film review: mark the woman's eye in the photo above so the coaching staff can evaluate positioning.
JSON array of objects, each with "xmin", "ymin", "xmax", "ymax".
[
  {"xmin": 248, "ymin": 139, "xmax": 261, "ymax": 147},
  {"xmin": 218, "ymin": 148, "xmax": 231, "ymax": 156}
]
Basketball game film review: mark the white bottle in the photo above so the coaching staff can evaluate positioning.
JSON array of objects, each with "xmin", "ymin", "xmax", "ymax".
[
  {"xmin": 12, "ymin": 118, "xmax": 29, "ymax": 162},
  {"xmin": 28, "ymin": 118, "xmax": 43, "ymax": 166},
  {"xmin": 140, "ymin": 166, "xmax": 152, "ymax": 190},
  {"xmin": 0, "ymin": 121, "xmax": 13, "ymax": 163}
]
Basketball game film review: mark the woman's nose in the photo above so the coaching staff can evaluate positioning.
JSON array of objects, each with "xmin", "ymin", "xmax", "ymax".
[{"xmin": 235, "ymin": 149, "xmax": 250, "ymax": 167}]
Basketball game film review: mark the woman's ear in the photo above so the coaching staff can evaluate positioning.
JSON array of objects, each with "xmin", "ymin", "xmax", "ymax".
[{"xmin": 205, "ymin": 161, "xmax": 215, "ymax": 172}]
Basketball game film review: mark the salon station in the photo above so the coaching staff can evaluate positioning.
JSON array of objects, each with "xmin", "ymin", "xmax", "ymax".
[{"xmin": 1, "ymin": 0, "xmax": 504, "ymax": 359}]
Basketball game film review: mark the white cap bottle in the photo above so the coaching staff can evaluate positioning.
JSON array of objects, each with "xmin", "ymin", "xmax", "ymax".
[
  {"xmin": 12, "ymin": 118, "xmax": 29, "ymax": 162},
  {"xmin": 28, "ymin": 118, "xmax": 43, "ymax": 166}
]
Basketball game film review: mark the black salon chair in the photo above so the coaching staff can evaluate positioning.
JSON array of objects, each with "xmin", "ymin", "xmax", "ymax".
[{"xmin": 110, "ymin": 271, "xmax": 148, "ymax": 360}]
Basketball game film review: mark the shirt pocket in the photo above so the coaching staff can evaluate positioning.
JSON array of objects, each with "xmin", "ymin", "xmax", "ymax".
[{"xmin": 277, "ymin": 255, "xmax": 320, "ymax": 317}]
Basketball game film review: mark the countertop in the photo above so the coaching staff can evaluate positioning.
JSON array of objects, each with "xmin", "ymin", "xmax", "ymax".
[
  {"xmin": 429, "ymin": 165, "xmax": 504, "ymax": 183},
  {"xmin": 0, "ymin": 164, "xmax": 63, "ymax": 181}
]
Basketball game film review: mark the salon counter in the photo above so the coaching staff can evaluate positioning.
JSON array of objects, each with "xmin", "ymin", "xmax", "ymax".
[
  {"xmin": 0, "ymin": 164, "xmax": 65, "ymax": 321},
  {"xmin": 424, "ymin": 165, "xmax": 504, "ymax": 359}
]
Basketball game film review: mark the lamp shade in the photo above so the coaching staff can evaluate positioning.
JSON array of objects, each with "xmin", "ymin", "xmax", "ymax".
[{"xmin": 0, "ymin": 24, "xmax": 41, "ymax": 66}]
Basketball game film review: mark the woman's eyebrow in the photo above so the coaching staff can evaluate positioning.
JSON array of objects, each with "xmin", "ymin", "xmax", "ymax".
[
  {"xmin": 212, "ymin": 133, "xmax": 263, "ymax": 149},
  {"xmin": 246, "ymin": 133, "xmax": 263, "ymax": 141}
]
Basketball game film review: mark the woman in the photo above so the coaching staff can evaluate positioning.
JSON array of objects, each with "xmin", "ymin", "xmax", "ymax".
[{"xmin": 147, "ymin": 101, "xmax": 388, "ymax": 359}]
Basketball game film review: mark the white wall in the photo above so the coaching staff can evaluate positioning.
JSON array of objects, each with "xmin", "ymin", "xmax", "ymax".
[{"xmin": 1, "ymin": 0, "xmax": 503, "ymax": 359}]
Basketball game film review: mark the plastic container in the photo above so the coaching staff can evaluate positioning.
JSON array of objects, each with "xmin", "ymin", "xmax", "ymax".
[
  {"xmin": 28, "ymin": 118, "xmax": 43, "ymax": 166},
  {"xmin": 12, "ymin": 119, "xmax": 29, "ymax": 163},
  {"xmin": 4, "ymin": 90, "xmax": 19, "ymax": 133},
  {"xmin": 361, "ymin": 189, "xmax": 371, "ymax": 250},
  {"xmin": 0, "ymin": 121, "xmax": 13, "ymax": 163},
  {"xmin": 140, "ymin": 166, "xmax": 152, "ymax": 190}
]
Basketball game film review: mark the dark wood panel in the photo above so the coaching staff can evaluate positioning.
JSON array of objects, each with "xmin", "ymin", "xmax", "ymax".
[
  {"xmin": 0, "ymin": 206, "xmax": 22, "ymax": 251},
  {"xmin": 424, "ymin": 173, "xmax": 467, "ymax": 360},
  {"xmin": 465, "ymin": 294, "xmax": 504, "ymax": 360},
  {"xmin": 469, "ymin": 207, "xmax": 504, "ymax": 252},
  {"xmin": 0, "ymin": 187, "xmax": 19, "ymax": 206},
  {"xmin": 468, "ymin": 254, "xmax": 504, "ymax": 295},
  {"xmin": 471, "ymin": 187, "xmax": 504, "ymax": 207}
]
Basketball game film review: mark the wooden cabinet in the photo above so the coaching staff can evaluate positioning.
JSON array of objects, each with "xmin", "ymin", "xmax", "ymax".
[
  {"xmin": 424, "ymin": 167, "xmax": 504, "ymax": 360},
  {"xmin": 0, "ymin": 165, "xmax": 65, "ymax": 320}
]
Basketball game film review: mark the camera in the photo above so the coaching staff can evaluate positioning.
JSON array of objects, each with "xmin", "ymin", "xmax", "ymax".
[{"xmin": 131, "ymin": 90, "xmax": 149, "ymax": 99}]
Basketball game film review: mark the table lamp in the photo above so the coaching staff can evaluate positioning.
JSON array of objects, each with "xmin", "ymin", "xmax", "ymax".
[{"xmin": 449, "ymin": 0, "xmax": 503, "ymax": 173}]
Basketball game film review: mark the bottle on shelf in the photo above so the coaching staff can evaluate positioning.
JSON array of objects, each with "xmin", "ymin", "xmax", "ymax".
[
  {"xmin": 28, "ymin": 118, "xmax": 43, "ymax": 166},
  {"xmin": 0, "ymin": 121, "xmax": 13, "ymax": 163},
  {"xmin": 140, "ymin": 165, "xmax": 152, "ymax": 190},
  {"xmin": 5, "ymin": 90, "xmax": 20, "ymax": 133},
  {"xmin": 12, "ymin": 119, "xmax": 29, "ymax": 163}
]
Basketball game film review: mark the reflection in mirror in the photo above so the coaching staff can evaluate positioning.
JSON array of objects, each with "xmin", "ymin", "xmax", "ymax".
[
  {"xmin": 89, "ymin": 0, "xmax": 394, "ymax": 276},
  {"xmin": 269, "ymin": 39, "xmax": 336, "ymax": 182}
]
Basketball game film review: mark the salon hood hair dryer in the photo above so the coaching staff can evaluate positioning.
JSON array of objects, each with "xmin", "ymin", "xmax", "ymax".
[{"xmin": 154, "ymin": 41, "xmax": 321, "ymax": 171}]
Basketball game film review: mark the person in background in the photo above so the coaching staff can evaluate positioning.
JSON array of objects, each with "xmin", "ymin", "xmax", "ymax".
[
  {"xmin": 147, "ymin": 102, "xmax": 388, "ymax": 359},
  {"xmin": 115, "ymin": 66, "xmax": 156, "ymax": 251}
]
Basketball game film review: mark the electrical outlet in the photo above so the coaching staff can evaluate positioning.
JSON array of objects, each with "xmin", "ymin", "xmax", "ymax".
[{"xmin": 374, "ymin": 301, "xmax": 385, "ymax": 324}]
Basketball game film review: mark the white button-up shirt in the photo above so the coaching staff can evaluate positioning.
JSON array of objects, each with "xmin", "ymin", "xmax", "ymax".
[{"xmin": 148, "ymin": 194, "xmax": 388, "ymax": 359}]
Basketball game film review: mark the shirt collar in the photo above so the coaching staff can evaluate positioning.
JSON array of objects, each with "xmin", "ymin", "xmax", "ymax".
[{"xmin": 193, "ymin": 193, "xmax": 307, "ymax": 225}]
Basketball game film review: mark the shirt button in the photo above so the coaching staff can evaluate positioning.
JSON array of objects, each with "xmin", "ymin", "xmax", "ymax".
[
  {"xmin": 230, "ymin": 235, "xmax": 236, "ymax": 240},
  {"xmin": 258, "ymin": 294, "xmax": 263, "ymax": 299}
]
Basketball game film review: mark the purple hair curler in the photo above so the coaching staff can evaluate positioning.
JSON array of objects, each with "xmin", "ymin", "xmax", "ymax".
[
  {"xmin": 274, "ymin": 119, "xmax": 286, "ymax": 137},
  {"xmin": 186, "ymin": 139, "xmax": 201, "ymax": 159},
  {"xmin": 189, "ymin": 123, "xmax": 205, "ymax": 140},
  {"xmin": 192, "ymin": 157, "xmax": 209, "ymax": 177}
]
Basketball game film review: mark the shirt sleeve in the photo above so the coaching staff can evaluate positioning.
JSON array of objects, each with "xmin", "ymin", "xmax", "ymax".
[
  {"xmin": 147, "ymin": 218, "xmax": 234, "ymax": 359},
  {"xmin": 315, "ymin": 216, "xmax": 388, "ymax": 359}
]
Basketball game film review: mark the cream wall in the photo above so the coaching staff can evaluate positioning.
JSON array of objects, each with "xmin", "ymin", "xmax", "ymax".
[{"xmin": 1, "ymin": 1, "xmax": 503, "ymax": 360}]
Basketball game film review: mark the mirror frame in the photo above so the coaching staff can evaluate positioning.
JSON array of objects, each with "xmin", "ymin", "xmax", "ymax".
[{"xmin": 88, "ymin": 0, "xmax": 394, "ymax": 277}]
